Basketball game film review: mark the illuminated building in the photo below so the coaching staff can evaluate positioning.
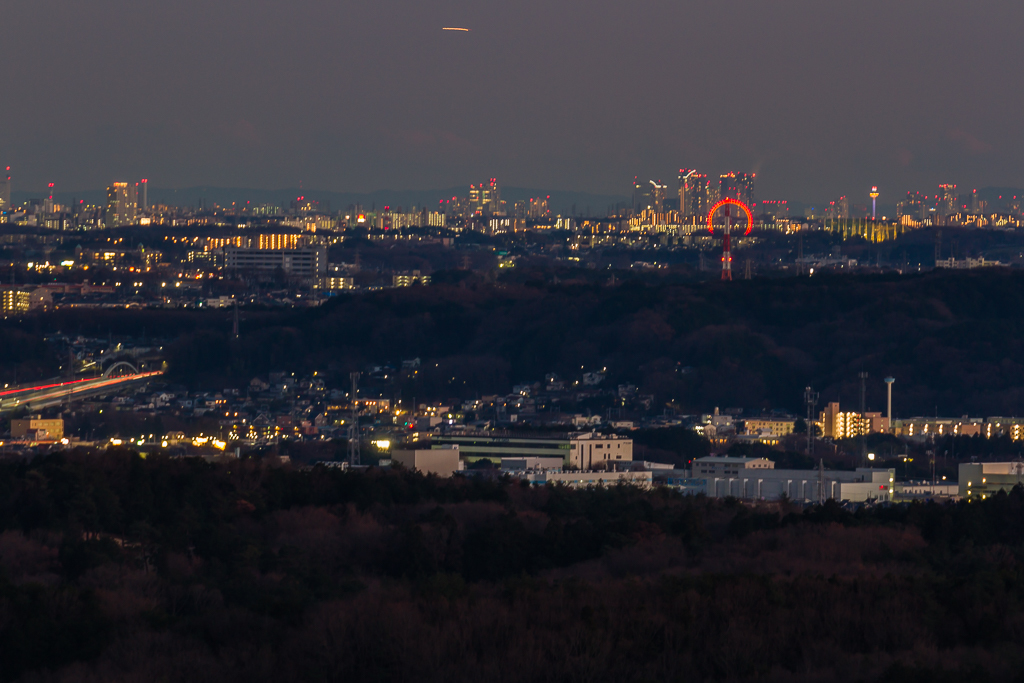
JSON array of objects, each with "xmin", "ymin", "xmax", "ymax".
[
  {"xmin": 939, "ymin": 183, "xmax": 957, "ymax": 216},
  {"xmin": 10, "ymin": 418, "xmax": 64, "ymax": 441},
  {"xmin": 818, "ymin": 402, "xmax": 888, "ymax": 438},
  {"xmin": 825, "ymin": 196, "xmax": 849, "ymax": 220},
  {"xmin": 720, "ymin": 172, "xmax": 755, "ymax": 207},
  {"xmin": 528, "ymin": 196, "xmax": 550, "ymax": 218},
  {"xmin": 469, "ymin": 179, "xmax": 500, "ymax": 215},
  {"xmin": 870, "ymin": 187, "xmax": 879, "ymax": 220},
  {"xmin": 649, "ymin": 179, "xmax": 667, "ymax": 212},
  {"xmin": 325, "ymin": 276, "xmax": 355, "ymax": 290},
  {"xmin": 632, "ymin": 177, "xmax": 650, "ymax": 214},
  {"xmin": 1, "ymin": 289, "xmax": 31, "ymax": 315},
  {"xmin": 960, "ymin": 461, "xmax": 1024, "ymax": 501},
  {"xmin": 678, "ymin": 169, "xmax": 700, "ymax": 216},
  {"xmin": 105, "ymin": 182, "xmax": 138, "ymax": 228},
  {"xmin": 897, "ymin": 191, "xmax": 930, "ymax": 222},
  {"xmin": 392, "ymin": 271, "xmax": 431, "ymax": 287},
  {"xmin": 759, "ymin": 200, "xmax": 788, "ymax": 218},
  {"xmin": 743, "ymin": 418, "xmax": 796, "ymax": 437},
  {"xmin": 257, "ymin": 234, "xmax": 305, "ymax": 250}
]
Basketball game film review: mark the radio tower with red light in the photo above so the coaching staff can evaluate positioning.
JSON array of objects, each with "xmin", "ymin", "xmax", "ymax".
[
  {"xmin": 870, "ymin": 186, "xmax": 879, "ymax": 220},
  {"xmin": 707, "ymin": 198, "xmax": 754, "ymax": 282}
]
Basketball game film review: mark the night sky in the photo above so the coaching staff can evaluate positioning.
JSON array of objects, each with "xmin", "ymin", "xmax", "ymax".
[{"xmin": 2, "ymin": 0, "xmax": 1021, "ymax": 202}]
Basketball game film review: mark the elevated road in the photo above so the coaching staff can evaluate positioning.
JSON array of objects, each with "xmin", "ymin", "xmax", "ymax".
[{"xmin": 0, "ymin": 371, "xmax": 164, "ymax": 414}]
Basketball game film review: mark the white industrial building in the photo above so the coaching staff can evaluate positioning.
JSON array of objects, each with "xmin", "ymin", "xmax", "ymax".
[
  {"xmin": 959, "ymin": 461, "xmax": 1024, "ymax": 500},
  {"xmin": 674, "ymin": 457, "xmax": 896, "ymax": 503}
]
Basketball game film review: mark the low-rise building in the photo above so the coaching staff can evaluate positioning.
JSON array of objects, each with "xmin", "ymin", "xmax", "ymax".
[
  {"xmin": 524, "ymin": 470, "xmax": 653, "ymax": 489},
  {"xmin": 392, "ymin": 445, "xmax": 461, "ymax": 477},
  {"xmin": 743, "ymin": 418, "xmax": 796, "ymax": 437},
  {"xmin": 687, "ymin": 456, "xmax": 895, "ymax": 503},
  {"xmin": 432, "ymin": 431, "xmax": 633, "ymax": 469},
  {"xmin": 11, "ymin": 417, "xmax": 64, "ymax": 441},
  {"xmin": 959, "ymin": 462, "xmax": 1024, "ymax": 500}
]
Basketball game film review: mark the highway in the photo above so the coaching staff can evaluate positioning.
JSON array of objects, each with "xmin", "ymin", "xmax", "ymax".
[{"xmin": 0, "ymin": 371, "xmax": 164, "ymax": 413}]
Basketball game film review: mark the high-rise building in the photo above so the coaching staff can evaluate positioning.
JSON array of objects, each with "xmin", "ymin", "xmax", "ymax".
[
  {"xmin": 469, "ymin": 179, "xmax": 500, "ymax": 215},
  {"xmin": 632, "ymin": 177, "xmax": 650, "ymax": 214},
  {"xmin": 528, "ymin": 196, "xmax": 550, "ymax": 218},
  {"xmin": 939, "ymin": 184, "xmax": 957, "ymax": 216},
  {"xmin": 0, "ymin": 167, "xmax": 10, "ymax": 214},
  {"xmin": 719, "ymin": 172, "xmax": 755, "ymax": 207},
  {"xmin": 826, "ymin": 196, "xmax": 850, "ymax": 220},
  {"xmin": 105, "ymin": 182, "xmax": 138, "ymax": 227},
  {"xmin": 678, "ymin": 169, "xmax": 698, "ymax": 216},
  {"xmin": 140, "ymin": 179, "xmax": 149, "ymax": 212},
  {"xmin": 649, "ymin": 180, "xmax": 667, "ymax": 212},
  {"xmin": 897, "ymin": 192, "xmax": 929, "ymax": 222}
]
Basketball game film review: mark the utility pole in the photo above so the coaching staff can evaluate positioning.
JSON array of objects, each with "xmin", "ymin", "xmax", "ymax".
[
  {"xmin": 818, "ymin": 458, "xmax": 826, "ymax": 503},
  {"xmin": 348, "ymin": 372, "xmax": 361, "ymax": 467},
  {"xmin": 884, "ymin": 377, "xmax": 895, "ymax": 433},
  {"xmin": 859, "ymin": 371, "xmax": 869, "ymax": 465},
  {"xmin": 804, "ymin": 386, "xmax": 819, "ymax": 456}
]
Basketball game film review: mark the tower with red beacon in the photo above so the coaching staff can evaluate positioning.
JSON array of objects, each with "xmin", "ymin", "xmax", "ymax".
[{"xmin": 707, "ymin": 198, "xmax": 753, "ymax": 281}]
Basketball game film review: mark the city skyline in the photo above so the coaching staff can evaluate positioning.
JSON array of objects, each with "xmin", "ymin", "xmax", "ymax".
[{"xmin": 1, "ymin": 0, "xmax": 1022, "ymax": 200}]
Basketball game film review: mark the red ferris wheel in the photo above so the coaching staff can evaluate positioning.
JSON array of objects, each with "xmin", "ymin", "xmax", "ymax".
[{"xmin": 706, "ymin": 198, "xmax": 753, "ymax": 281}]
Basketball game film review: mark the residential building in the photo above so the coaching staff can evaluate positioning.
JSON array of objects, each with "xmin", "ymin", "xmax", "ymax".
[
  {"xmin": 1, "ymin": 289, "xmax": 30, "ymax": 315},
  {"xmin": 11, "ymin": 418, "xmax": 64, "ymax": 441},
  {"xmin": 744, "ymin": 418, "xmax": 796, "ymax": 437},
  {"xmin": 819, "ymin": 402, "xmax": 888, "ymax": 438},
  {"xmin": 393, "ymin": 271, "xmax": 431, "ymax": 287},
  {"xmin": 105, "ymin": 182, "xmax": 138, "ymax": 227},
  {"xmin": 224, "ymin": 245, "xmax": 328, "ymax": 282}
]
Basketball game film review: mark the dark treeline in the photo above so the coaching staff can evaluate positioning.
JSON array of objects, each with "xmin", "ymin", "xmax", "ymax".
[
  {"xmin": 4, "ymin": 452, "xmax": 1024, "ymax": 681},
  {"xmin": 5, "ymin": 268, "xmax": 1024, "ymax": 415}
]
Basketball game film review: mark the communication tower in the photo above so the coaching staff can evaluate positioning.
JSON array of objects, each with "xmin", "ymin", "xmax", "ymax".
[
  {"xmin": 870, "ymin": 187, "xmax": 879, "ymax": 220},
  {"xmin": 706, "ymin": 199, "xmax": 753, "ymax": 282}
]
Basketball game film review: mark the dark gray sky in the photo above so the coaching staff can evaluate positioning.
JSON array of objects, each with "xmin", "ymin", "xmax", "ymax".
[{"xmin": 2, "ymin": 0, "xmax": 1022, "ymax": 203}]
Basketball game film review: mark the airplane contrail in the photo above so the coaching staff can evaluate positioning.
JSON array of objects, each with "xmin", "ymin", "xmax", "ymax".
[{"xmin": 442, "ymin": 27, "xmax": 470, "ymax": 31}]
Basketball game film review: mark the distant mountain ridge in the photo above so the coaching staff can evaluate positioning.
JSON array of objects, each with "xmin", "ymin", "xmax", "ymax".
[{"xmin": 13, "ymin": 185, "xmax": 631, "ymax": 217}]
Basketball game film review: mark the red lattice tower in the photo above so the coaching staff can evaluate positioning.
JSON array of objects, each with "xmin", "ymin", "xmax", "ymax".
[{"xmin": 707, "ymin": 199, "xmax": 753, "ymax": 281}]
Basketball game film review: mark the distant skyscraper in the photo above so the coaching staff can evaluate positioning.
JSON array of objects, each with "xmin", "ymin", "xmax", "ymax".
[
  {"xmin": 678, "ymin": 169, "xmax": 697, "ymax": 216},
  {"xmin": 649, "ymin": 180, "xmax": 667, "ymax": 212},
  {"xmin": 719, "ymin": 172, "xmax": 755, "ymax": 207},
  {"xmin": 897, "ymin": 192, "xmax": 929, "ymax": 222},
  {"xmin": 140, "ymin": 178, "xmax": 148, "ymax": 212},
  {"xmin": 105, "ymin": 182, "xmax": 138, "ymax": 227},
  {"xmin": 469, "ymin": 179, "xmax": 499, "ymax": 215},
  {"xmin": 632, "ymin": 176, "xmax": 650, "ymax": 214},
  {"xmin": 0, "ymin": 167, "xmax": 10, "ymax": 214},
  {"xmin": 826, "ymin": 196, "xmax": 850, "ymax": 220},
  {"xmin": 939, "ymin": 184, "xmax": 956, "ymax": 216}
]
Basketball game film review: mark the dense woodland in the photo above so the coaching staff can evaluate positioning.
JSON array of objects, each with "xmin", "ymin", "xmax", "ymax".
[
  {"xmin": 6, "ymin": 268, "xmax": 1024, "ymax": 416},
  {"xmin": 2, "ymin": 452, "xmax": 1024, "ymax": 681}
]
